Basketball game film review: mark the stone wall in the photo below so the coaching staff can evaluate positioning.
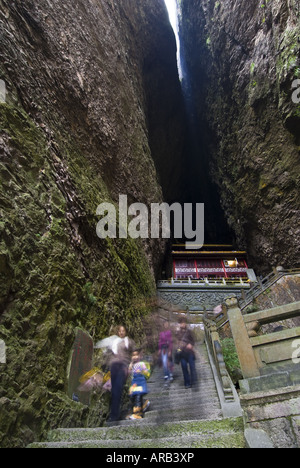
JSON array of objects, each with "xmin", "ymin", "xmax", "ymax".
[
  {"xmin": 157, "ymin": 285, "xmax": 244, "ymax": 310},
  {"xmin": 241, "ymin": 385, "xmax": 300, "ymax": 448}
]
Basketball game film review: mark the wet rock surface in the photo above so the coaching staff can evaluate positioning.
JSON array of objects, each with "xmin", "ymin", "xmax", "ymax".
[
  {"xmin": 180, "ymin": 0, "xmax": 300, "ymax": 272},
  {"xmin": 0, "ymin": 0, "xmax": 185, "ymax": 447}
]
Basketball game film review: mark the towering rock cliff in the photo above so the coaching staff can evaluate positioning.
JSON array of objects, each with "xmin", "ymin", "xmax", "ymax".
[
  {"xmin": 180, "ymin": 0, "xmax": 300, "ymax": 272},
  {"xmin": 0, "ymin": 0, "xmax": 185, "ymax": 447}
]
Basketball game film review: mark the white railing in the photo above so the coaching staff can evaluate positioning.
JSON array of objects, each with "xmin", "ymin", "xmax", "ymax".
[{"xmin": 157, "ymin": 278, "xmax": 251, "ymax": 288}]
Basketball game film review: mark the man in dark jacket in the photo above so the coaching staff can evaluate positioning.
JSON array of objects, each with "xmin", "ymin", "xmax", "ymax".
[{"xmin": 176, "ymin": 317, "xmax": 197, "ymax": 389}]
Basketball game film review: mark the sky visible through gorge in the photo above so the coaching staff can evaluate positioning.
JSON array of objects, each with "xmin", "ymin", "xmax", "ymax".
[{"xmin": 164, "ymin": 0, "xmax": 183, "ymax": 79}]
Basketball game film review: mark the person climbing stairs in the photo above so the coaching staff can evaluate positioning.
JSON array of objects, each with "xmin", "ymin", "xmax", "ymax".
[{"xmin": 28, "ymin": 343, "xmax": 246, "ymax": 448}]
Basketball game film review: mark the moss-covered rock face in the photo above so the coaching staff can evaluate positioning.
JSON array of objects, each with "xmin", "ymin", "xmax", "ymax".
[
  {"xmin": 180, "ymin": 0, "xmax": 300, "ymax": 273},
  {"xmin": 0, "ymin": 0, "xmax": 185, "ymax": 447}
]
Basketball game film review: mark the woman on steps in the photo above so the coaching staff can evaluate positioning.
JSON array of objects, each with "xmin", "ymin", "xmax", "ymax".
[{"xmin": 176, "ymin": 317, "xmax": 197, "ymax": 389}]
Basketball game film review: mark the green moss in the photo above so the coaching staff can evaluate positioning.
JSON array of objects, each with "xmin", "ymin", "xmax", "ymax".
[
  {"xmin": 221, "ymin": 338, "xmax": 241, "ymax": 379},
  {"xmin": 34, "ymin": 417, "xmax": 246, "ymax": 448},
  {"xmin": 0, "ymin": 104, "xmax": 46, "ymax": 164},
  {"xmin": 294, "ymin": 105, "xmax": 300, "ymax": 118},
  {"xmin": 276, "ymin": 28, "xmax": 300, "ymax": 83},
  {"xmin": 0, "ymin": 100, "xmax": 156, "ymax": 447}
]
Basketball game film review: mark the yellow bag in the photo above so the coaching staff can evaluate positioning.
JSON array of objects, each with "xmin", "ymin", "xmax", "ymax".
[
  {"xmin": 79, "ymin": 367, "xmax": 102, "ymax": 384},
  {"xmin": 103, "ymin": 371, "xmax": 111, "ymax": 384}
]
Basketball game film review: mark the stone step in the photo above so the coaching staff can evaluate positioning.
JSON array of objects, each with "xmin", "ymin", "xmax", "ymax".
[
  {"xmin": 147, "ymin": 389, "xmax": 219, "ymax": 401},
  {"xmin": 147, "ymin": 384, "xmax": 218, "ymax": 398},
  {"xmin": 142, "ymin": 408, "xmax": 223, "ymax": 424},
  {"xmin": 28, "ymin": 417, "xmax": 245, "ymax": 448},
  {"xmin": 28, "ymin": 431, "xmax": 246, "ymax": 448},
  {"xmin": 134, "ymin": 394, "xmax": 220, "ymax": 414},
  {"xmin": 150, "ymin": 372, "xmax": 215, "ymax": 381},
  {"xmin": 149, "ymin": 369, "xmax": 214, "ymax": 379},
  {"xmin": 149, "ymin": 370, "xmax": 216, "ymax": 382},
  {"xmin": 116, "ymin": 406, "xmax": 222, "ymax": 426},
  {"xmin": 56, "ymin": 417, "xmax": 244, "ymax": 441},
  {"xmin": 148, "ymin": 373, "xmax": 217, "ymax": 385},
  {"xmin": 147, "ymin": 391, "xmax": 217, "ymax": 401},
  {"xmin": 148, "ymin": 397, "xmax": 220, "ymax": 412},
  {"xmin": 148, "ymin": 379, "xmax": 217, "ymax": 391}
]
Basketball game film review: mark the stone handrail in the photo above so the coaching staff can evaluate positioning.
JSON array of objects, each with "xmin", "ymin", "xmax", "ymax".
[
  {"xmin": 239, "ymin": 268, "xmax": 300, "ymax": 310},
  {"xmin": 158, "ymin": 278, "xmax": 250, "ymax": 288},
  {"xmin": 225, "ymin": 297, "xmax": 300, "ymax": 380},
  {"xmin": 203, "ymin": 312, "xmax": 235, "ymax": 402}
]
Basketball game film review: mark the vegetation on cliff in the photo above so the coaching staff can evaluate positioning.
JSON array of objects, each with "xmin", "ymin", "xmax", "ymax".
[
  {"xmin": 0, "ymin": 0, "xmax": 185, "ymax": 447},
  {"xmin": 179, "ymin": 0, "xmax": 300, "ymax": 272}
]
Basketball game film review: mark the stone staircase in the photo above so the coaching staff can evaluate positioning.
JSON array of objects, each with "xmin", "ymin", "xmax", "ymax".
[{"xmin": 28, "ymin": 344, "xmax": 246, "ymax": 448}]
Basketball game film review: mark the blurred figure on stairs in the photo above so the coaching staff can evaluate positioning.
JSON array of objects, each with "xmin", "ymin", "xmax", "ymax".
[
  {"xmin": 158, "ymin": 321, "xmax": 174, "ymax": 387},
  {"xmin": 176, "ymin": 317, "xmax": 198, "ymax": 389},
  {"xmin": 128, "ymin": 349, "xmax": 151, "ymax": 420},
  {"xmin": 97, "ymin": 325, "xmax": 135, "ymax": 423}
]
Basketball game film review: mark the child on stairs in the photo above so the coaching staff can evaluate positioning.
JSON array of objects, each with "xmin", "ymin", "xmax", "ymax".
[{"xmin": 128, "ymin": 349, "xmax": 151, "ymax": 420}]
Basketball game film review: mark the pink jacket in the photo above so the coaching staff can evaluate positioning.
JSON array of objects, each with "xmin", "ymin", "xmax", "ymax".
[{"xmin": 159, "ymin": 330, "xmax": 173, "ymax": 352}]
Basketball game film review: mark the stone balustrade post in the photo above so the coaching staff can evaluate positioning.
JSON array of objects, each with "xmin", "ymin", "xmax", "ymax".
[{"xmin": 225, "ymin": 297, "xmax": 260, "ymax": 379}]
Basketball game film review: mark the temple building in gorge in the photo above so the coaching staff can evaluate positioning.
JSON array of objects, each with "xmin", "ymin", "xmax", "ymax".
[
  {"xmin": 157, "ymin": 245, "xmax": 257, "ymax": 311},
  {"xmin": 171, "ymin": 244, "xmax": 252, "ymax": 282}
]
